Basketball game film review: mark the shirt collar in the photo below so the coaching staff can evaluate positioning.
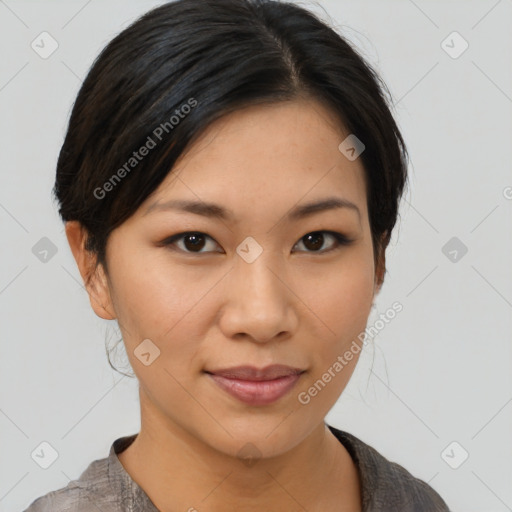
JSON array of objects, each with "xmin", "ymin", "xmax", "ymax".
[{"xmin": 108, "ymin": 434, "xmax": 160, "ymax": 511}]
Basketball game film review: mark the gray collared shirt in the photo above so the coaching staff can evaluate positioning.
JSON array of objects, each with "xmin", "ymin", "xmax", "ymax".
[{"xmin": 23, "ymin": 425, "xmax": 450, "ymax": 511}]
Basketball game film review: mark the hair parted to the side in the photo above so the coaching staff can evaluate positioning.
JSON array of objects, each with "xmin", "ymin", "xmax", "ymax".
[{"xmin": 53, "ymin": 0, "xmax": 409, "ymax": 375}]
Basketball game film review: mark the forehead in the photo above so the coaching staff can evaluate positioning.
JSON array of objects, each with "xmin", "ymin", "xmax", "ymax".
[{"xmin": 138, "ymin": 98, "xmax": 368, "ymax": 224}]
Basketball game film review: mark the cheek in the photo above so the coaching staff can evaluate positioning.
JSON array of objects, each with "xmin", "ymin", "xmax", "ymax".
[
  {"xmin": 293, "ymin": 262, "xmax": 372, "ymax": 414},
  {"xmin": 297, "ymin": 250, "xmax": 375, "ymax": 341},
  {"xmin": 110, "ymin": 265, "xmax": 208, "ymax": 413},
  {"xmin": 111, "ymin": 239, "xmax": 375, "ymax": 357},
  {"xmin": 293, "ymin": 247, "xmax": 374, "ymax": 400},
  {"xmin": 108, "ymin": 254, "xmax": 206, "ymax": 351}
]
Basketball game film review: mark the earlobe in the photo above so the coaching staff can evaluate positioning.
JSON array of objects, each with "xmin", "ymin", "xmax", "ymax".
[{"xmin": 64, "ymin": 221, "xmax": 116, "ymax": 320}]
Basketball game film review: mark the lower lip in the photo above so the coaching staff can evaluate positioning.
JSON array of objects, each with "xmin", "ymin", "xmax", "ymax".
[{"xmin": 207, "ymin": 372, "xmax": 303, "ymax": 406}]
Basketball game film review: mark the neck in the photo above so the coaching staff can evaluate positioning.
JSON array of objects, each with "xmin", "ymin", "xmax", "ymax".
[{"xmin": 118, "ymin": 390, "xmax": 361, "ymax": 512}]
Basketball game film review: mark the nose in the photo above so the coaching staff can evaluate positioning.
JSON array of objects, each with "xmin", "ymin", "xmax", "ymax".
[{"xmin": 218, "ymin": 252, "xmax": 299, "ymax": 344}]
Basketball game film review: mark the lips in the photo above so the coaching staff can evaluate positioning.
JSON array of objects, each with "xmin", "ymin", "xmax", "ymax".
[
  {"xmin": 206, "ymin": 364, "xmax": 304, "ymax": 381},
  {"xmin": 205, "ymin": 364, "xmax": 305, "ymax": 406}
]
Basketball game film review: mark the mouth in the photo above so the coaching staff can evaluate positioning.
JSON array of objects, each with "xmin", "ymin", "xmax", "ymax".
[{"xmin": 204, "ymin": 364, "xmax": 306, "ymax": 406}]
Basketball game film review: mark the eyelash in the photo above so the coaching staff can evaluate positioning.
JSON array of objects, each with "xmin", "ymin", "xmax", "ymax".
[{"xmin": 159, "ymin": 230, "xmax": 354, "ymax": 255}]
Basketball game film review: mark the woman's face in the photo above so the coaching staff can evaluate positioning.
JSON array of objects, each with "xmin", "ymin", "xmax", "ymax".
[{"xmin": 88, "ymin": 98, "xmax": 382, "ymax": 458}]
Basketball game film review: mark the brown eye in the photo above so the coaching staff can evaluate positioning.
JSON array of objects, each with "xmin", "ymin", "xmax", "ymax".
[
  {"xmin": 161, "ymin": 232, "xmax": 223, "ymax": 254},
  {"xmin": 293, "ymin": 231, "xmax": 352, "ymax": 253},
  {"xmin": 302, "ymin": 232, "xmax": 324, "ymax": 251},
  {"xmin": 182, "ymin": 233, "xmax": 206, "ymax": 252},
  {"xmin": 161, "ymin": 230, "xmax": 352, "ymax": 255}
]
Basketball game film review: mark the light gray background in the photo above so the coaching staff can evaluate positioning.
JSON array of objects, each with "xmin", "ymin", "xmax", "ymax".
[{"xmin": 1, "ymin": 0, "xmax": 511, "ymax": 510}]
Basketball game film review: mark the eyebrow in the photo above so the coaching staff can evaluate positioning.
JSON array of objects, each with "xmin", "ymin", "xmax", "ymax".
[{"xmin": 143, "ymin": 196, "xmax": 361, "ymax": 222}]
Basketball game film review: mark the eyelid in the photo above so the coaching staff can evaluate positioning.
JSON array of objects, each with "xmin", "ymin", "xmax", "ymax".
[
  {"xmin": 159, "ymin": 230, "xmax": 354, "ymax": 255},
  {"xmin": 292, "ymin": 231, "xmax": 353, "ymax": 254},
  {"xmin": 160, "ymin": 232, "xmax": 223, "ymax": 254}
]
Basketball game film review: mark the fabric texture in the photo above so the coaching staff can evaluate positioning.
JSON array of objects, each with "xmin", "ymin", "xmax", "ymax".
[{"xmin": 24, "ymin": 424, "xmax": 451, "ymax": 511}]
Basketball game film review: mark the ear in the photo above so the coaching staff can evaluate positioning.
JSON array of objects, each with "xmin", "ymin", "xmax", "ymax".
[
  {"xmin": 65, "ymin": 221, "xmax": 116, "ymax": 320},
  {"xmin": 373, "ymin": 231, "xmax": 388, "ymax": 296}
]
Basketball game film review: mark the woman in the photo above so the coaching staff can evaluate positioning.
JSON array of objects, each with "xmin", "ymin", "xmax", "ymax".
[{"xmin": 24, "ymin": 0, "xmax": 451, "ymax": 510}]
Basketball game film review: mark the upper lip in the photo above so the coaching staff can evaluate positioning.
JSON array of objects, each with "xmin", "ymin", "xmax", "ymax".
[{"xmin": 206, "ymin": 364, "xmax": 305, "ymax": 381}]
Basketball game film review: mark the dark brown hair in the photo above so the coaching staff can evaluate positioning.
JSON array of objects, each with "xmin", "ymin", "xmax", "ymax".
[{"xmin": 53, "ymin": 0, "xmax": 408, "ymax": 372}]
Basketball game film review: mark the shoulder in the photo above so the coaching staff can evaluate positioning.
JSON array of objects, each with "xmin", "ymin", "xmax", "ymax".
[
  {"xmin": 23, "ymin": 455, "xmax": 115, "ymax": 512},
  {"xmin": 328, "ymin": 425, "xmax": 451, "ymax": 511}
]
